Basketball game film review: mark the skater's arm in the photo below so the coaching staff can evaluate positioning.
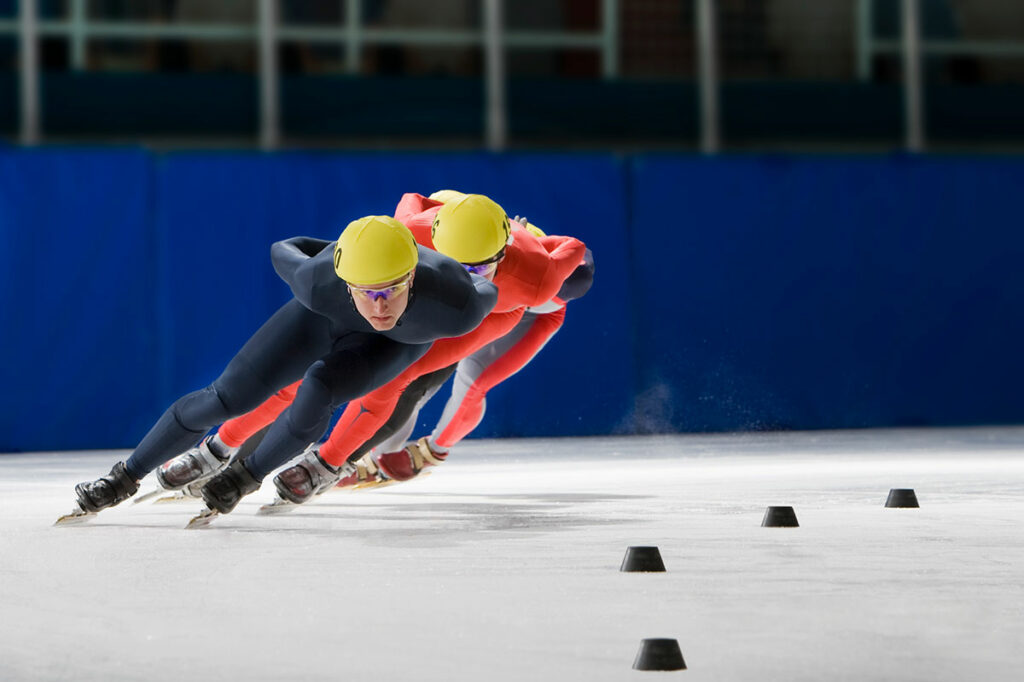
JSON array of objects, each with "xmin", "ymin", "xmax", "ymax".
[
  {"xmin": 271, "ymin": 236, "xmax": 332, "ymax": 287},
  {"xmin": 394, "ymin": 193, "xmax": 442, "ymax": 248},
  {"xmin": 525, "ymin": 235, "xmax": 587, "ymax": 307},
  {"xmin": 553, "ymin": 247, "xmax": 595, "ymax": 303},
  {"xmin": 271, "ymin": 237, "xmax": 338, "ymax": 312},
  {"xmin": 394, "ymin": 193, "xmax": 442, "ymax": 226}
]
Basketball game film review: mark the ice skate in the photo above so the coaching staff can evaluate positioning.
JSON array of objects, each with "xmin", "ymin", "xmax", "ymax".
[
  {"xmin": 135, "ymin": 487, "xmax": 196, "ymax": 505},
  {"xmin": 154, "ymin": 474, "xmax": 219, "ymax": 503},
  {"xmin": 185, "ymin": 507, "xmax": 220, "ymax": 529},
  {"xmin": 155, "ymin": 435, "xmax": 235, "ymax": 496},
  {"xmin": 270, "ymin": 447, "xmax": 347, "ymax": 505},
  {"xmin": 256, "ymin": 496, "xmax": 299, "ymax": 515},
  {"xmin": 56, "ymin": 461, "xmax": 141, "ymax": 524},
  {"xmin": 54, "ymin": 501, "xmax": 96, "ymax": 526},
  {"xmin": 375, "ymin": 437, "xmax": 448, "ymax": 482},
  {"xmin": 185, "ymin": 458, "xmax": 262, "ymax": 528}
]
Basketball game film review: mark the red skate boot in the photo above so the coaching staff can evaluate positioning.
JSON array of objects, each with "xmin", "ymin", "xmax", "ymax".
[{"xmin": 375, "ymin": 437, "xmax": 448, "ymax": 482}]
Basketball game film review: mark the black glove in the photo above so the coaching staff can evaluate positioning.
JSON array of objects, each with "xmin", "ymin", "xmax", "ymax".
[{"xmin": 200, "ymin": 458, "xmax": 261, "ymax": 514}]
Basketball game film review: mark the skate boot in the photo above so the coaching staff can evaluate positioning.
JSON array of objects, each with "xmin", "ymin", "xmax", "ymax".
[
  {"xmin": 376, "ymin": 437, "xmax": 448, "ymax": 482},
  {"xmin": 74, "ymin": 461, "xmax": 140, "ymax": 513},
  {"xmin": 186, "ymin": 458, "xmax": 262, "ymax": 528},
  {"xmin": 335, "ymin": 452, "xmax": 389, "ymax": 490},
  {"xmin": 273, "ymin": 447, "xmax": 347, "ymax": 504},
  {"xmin": 156, "ymin": 435, "xmax": 237, "ymax": 493},
  {"xmin": 199, "ymin": 458, "xmax": 261, "ymax": 514}
]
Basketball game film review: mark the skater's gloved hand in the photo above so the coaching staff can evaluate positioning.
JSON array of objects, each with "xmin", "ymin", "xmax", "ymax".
[{"xmin": 200, "ymin": 458, "xmax": 261, "ymax": 514}]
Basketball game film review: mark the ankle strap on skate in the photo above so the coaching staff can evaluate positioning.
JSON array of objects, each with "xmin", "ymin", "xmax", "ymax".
[
  {"xmin": 353, "ymin": 454, "xmax": 380, "ymax": 482},
  {"xmin": 408, "ymin": 437, "xmax": 446, "ymax": 471}
]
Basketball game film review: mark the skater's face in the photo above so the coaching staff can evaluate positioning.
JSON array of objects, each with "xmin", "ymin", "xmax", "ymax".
[{"xmin": 348, "ymin": 271, "xmax": 414, "ymax": 330}]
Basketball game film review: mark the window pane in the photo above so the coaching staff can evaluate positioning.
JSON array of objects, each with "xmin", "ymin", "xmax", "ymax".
[
  {"xmin": 280, "ymin": 0, "xmax": 343, "ymax": 26},
  {"xmin": 0, "ymin": 35, "xmax": 13, "ymax": 135},
  {"xmin": 366, "ymin": 0, "xmax": 476, "ymax": 30}
]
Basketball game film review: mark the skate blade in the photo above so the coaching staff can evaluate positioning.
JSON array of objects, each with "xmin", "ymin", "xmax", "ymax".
[
  {"xmin": 153, "ymin": 492, "xmax": 196, "ymax": 504},
  {"xmin": 185, "ymin": 508, "xmax": 220, "ymax": 529},
  {"xmin": 257, "ymin": 498, "xmax": 298, "ymax": 515},
  {"xmin": 54, "ymin": 505, "xmax": 96, "ymax": 526},
  {"xmin": 351, "ymin": 478, "xmax": 395, "ymax": 490},
  {"xmin": 131, "ymin": 489, "xmax": 163, "ymax": 505},
  {"xmin": 352, "ymin": 470, "xmax": 429, "ymax": 491}
]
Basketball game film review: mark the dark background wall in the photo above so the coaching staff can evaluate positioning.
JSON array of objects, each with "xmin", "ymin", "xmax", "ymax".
[{"xmin": 1, "ymin": 149, "xmax": 1022, "ymax": 452}]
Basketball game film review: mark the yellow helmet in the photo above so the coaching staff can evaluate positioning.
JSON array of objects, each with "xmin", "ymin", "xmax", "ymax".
[
  {"xmin": 431, "ymin": 194, "xmax": 511, "ymax": 264},
  {"xmin": 428, "ymin": 189, "xmax": 467, "ymax": 204},
  {"xmin": 333, "ymin": 215, "xmax": 418, "ymax": 286}
]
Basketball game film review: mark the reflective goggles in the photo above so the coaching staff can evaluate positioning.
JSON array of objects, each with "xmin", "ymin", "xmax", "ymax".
[
  {"xmin": 348, "ymin": 273, "xmax": 413, "ymax": 302},
  {"xmin": 461, "ymin": 249, "xmax": 505, "ymax": 278}
]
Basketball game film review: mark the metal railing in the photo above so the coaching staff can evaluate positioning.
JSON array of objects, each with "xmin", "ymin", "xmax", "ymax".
[
  {"xmin": 857, "ymin": 0, "xmax": 1024, "ymax": 80},
  {"xmin": 855, "ymin": 0, "xmax": 1024, "ymax": 150},
  {"xmin": 1, "ymin": 0, "xmax": 620, "ymax": 150},
  {"xmin": 9, "ymin": 0, "xmax": 1016, "ymax": 151}
]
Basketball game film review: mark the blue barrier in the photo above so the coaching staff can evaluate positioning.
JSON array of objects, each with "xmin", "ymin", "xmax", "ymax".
[
  {"xmin": 0, "ymin": 148, "xmax": 159, "ymax": 450},
  {"xmin": 1, "ymin": 149, "xmax": 1022, "ymax": 451},
  {"xmin": 630, "ymin": 154, "xmax": 1024, "ymax": 431}
]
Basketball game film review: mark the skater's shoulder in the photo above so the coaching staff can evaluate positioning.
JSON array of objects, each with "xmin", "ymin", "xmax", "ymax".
[
  {"xmin": 405, "ymin": 248, "xmax": 497, "ymax": 333},
  {"xmin": 419, "ymin": 249, "xmax": 496, "ymax": 301}
]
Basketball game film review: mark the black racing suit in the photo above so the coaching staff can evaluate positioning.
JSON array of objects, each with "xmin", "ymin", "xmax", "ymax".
[{"xmin": 124, "ymin": 237, "xmax": 497, "ymax": 481}]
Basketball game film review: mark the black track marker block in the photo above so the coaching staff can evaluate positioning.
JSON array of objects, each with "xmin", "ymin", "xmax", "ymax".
[
  {"xmin": 633, "ymin": 638, "xmax": 687, "ymax": 671},
  {"xmin": 762, "ymin": 506, "xmax": 799, "ymax": 527},
  {"xmin": 885, "ymin": 489, "xmax": 920, "ymax": 508},
  {"xmin": 620, "ymin": 546, "xmax": 666, "ymax": 572}
]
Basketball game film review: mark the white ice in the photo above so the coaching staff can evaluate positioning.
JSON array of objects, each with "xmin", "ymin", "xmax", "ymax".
[{"xmin": 1, "ymin": 428, "xmax": 1022, "ymax": 682}]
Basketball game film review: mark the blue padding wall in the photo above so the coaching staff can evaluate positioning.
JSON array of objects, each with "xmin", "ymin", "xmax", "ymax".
[
  {"xmin": 2, "ymin": 150, "xmax": 1022, "ymax": 451},
  {"xmin": 0, "ymin": 149, "xmax": 158, "ymax": 450},
  {"xmin": 630, "ymin": 155, "xmax": 1024, "ymax": 431},
  {"xmin": 0, "ymin": 150, "xmax": 630, "ymax": 451}
]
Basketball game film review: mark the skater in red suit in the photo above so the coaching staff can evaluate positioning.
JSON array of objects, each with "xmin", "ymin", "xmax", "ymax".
[{"xmin": 345, "ymin": 239, "xmax": 593, "ymax": 488}]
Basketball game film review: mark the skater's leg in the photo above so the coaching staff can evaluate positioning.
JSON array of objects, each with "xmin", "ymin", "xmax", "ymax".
[
  {"xmin": 124, "ymin": 300, "xmax": 333, "ymax": 480},
  {"xmin": 155, "ymin": 383, "xmax": 301, "ymax": 493},
  {"xmin": 367, "ymin": 313, "xmax": 562, "ymax": 483},
  {"xmin": 317, "ymin": 309, "xmax": 523, "ymax": 468},
  {"xmin": 201, "ymin": 335, "xmax": 430, "ymax": 513},
  {"xmin": 350, "ymin": 364, "xmax": 457, "ymax": 460},
  {"xmin": 217, "ymin": 334, "xmax": 429, "ymax": 486},
  {"xmin": 217, "ymin": 382, "xmax": 300, "ymax": 448},
  {"xmin": 432, "ymin": 309, "xmax": 564, "ymax": 449},
  {"xmin": 274, "ymin": 364, "xmax": 456, "ymax": 501}
]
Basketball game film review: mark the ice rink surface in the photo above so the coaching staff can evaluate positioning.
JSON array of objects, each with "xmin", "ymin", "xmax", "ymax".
[{"xmin": 1, "ymin": 428, "xmax": 1022, "ymax": 682}]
